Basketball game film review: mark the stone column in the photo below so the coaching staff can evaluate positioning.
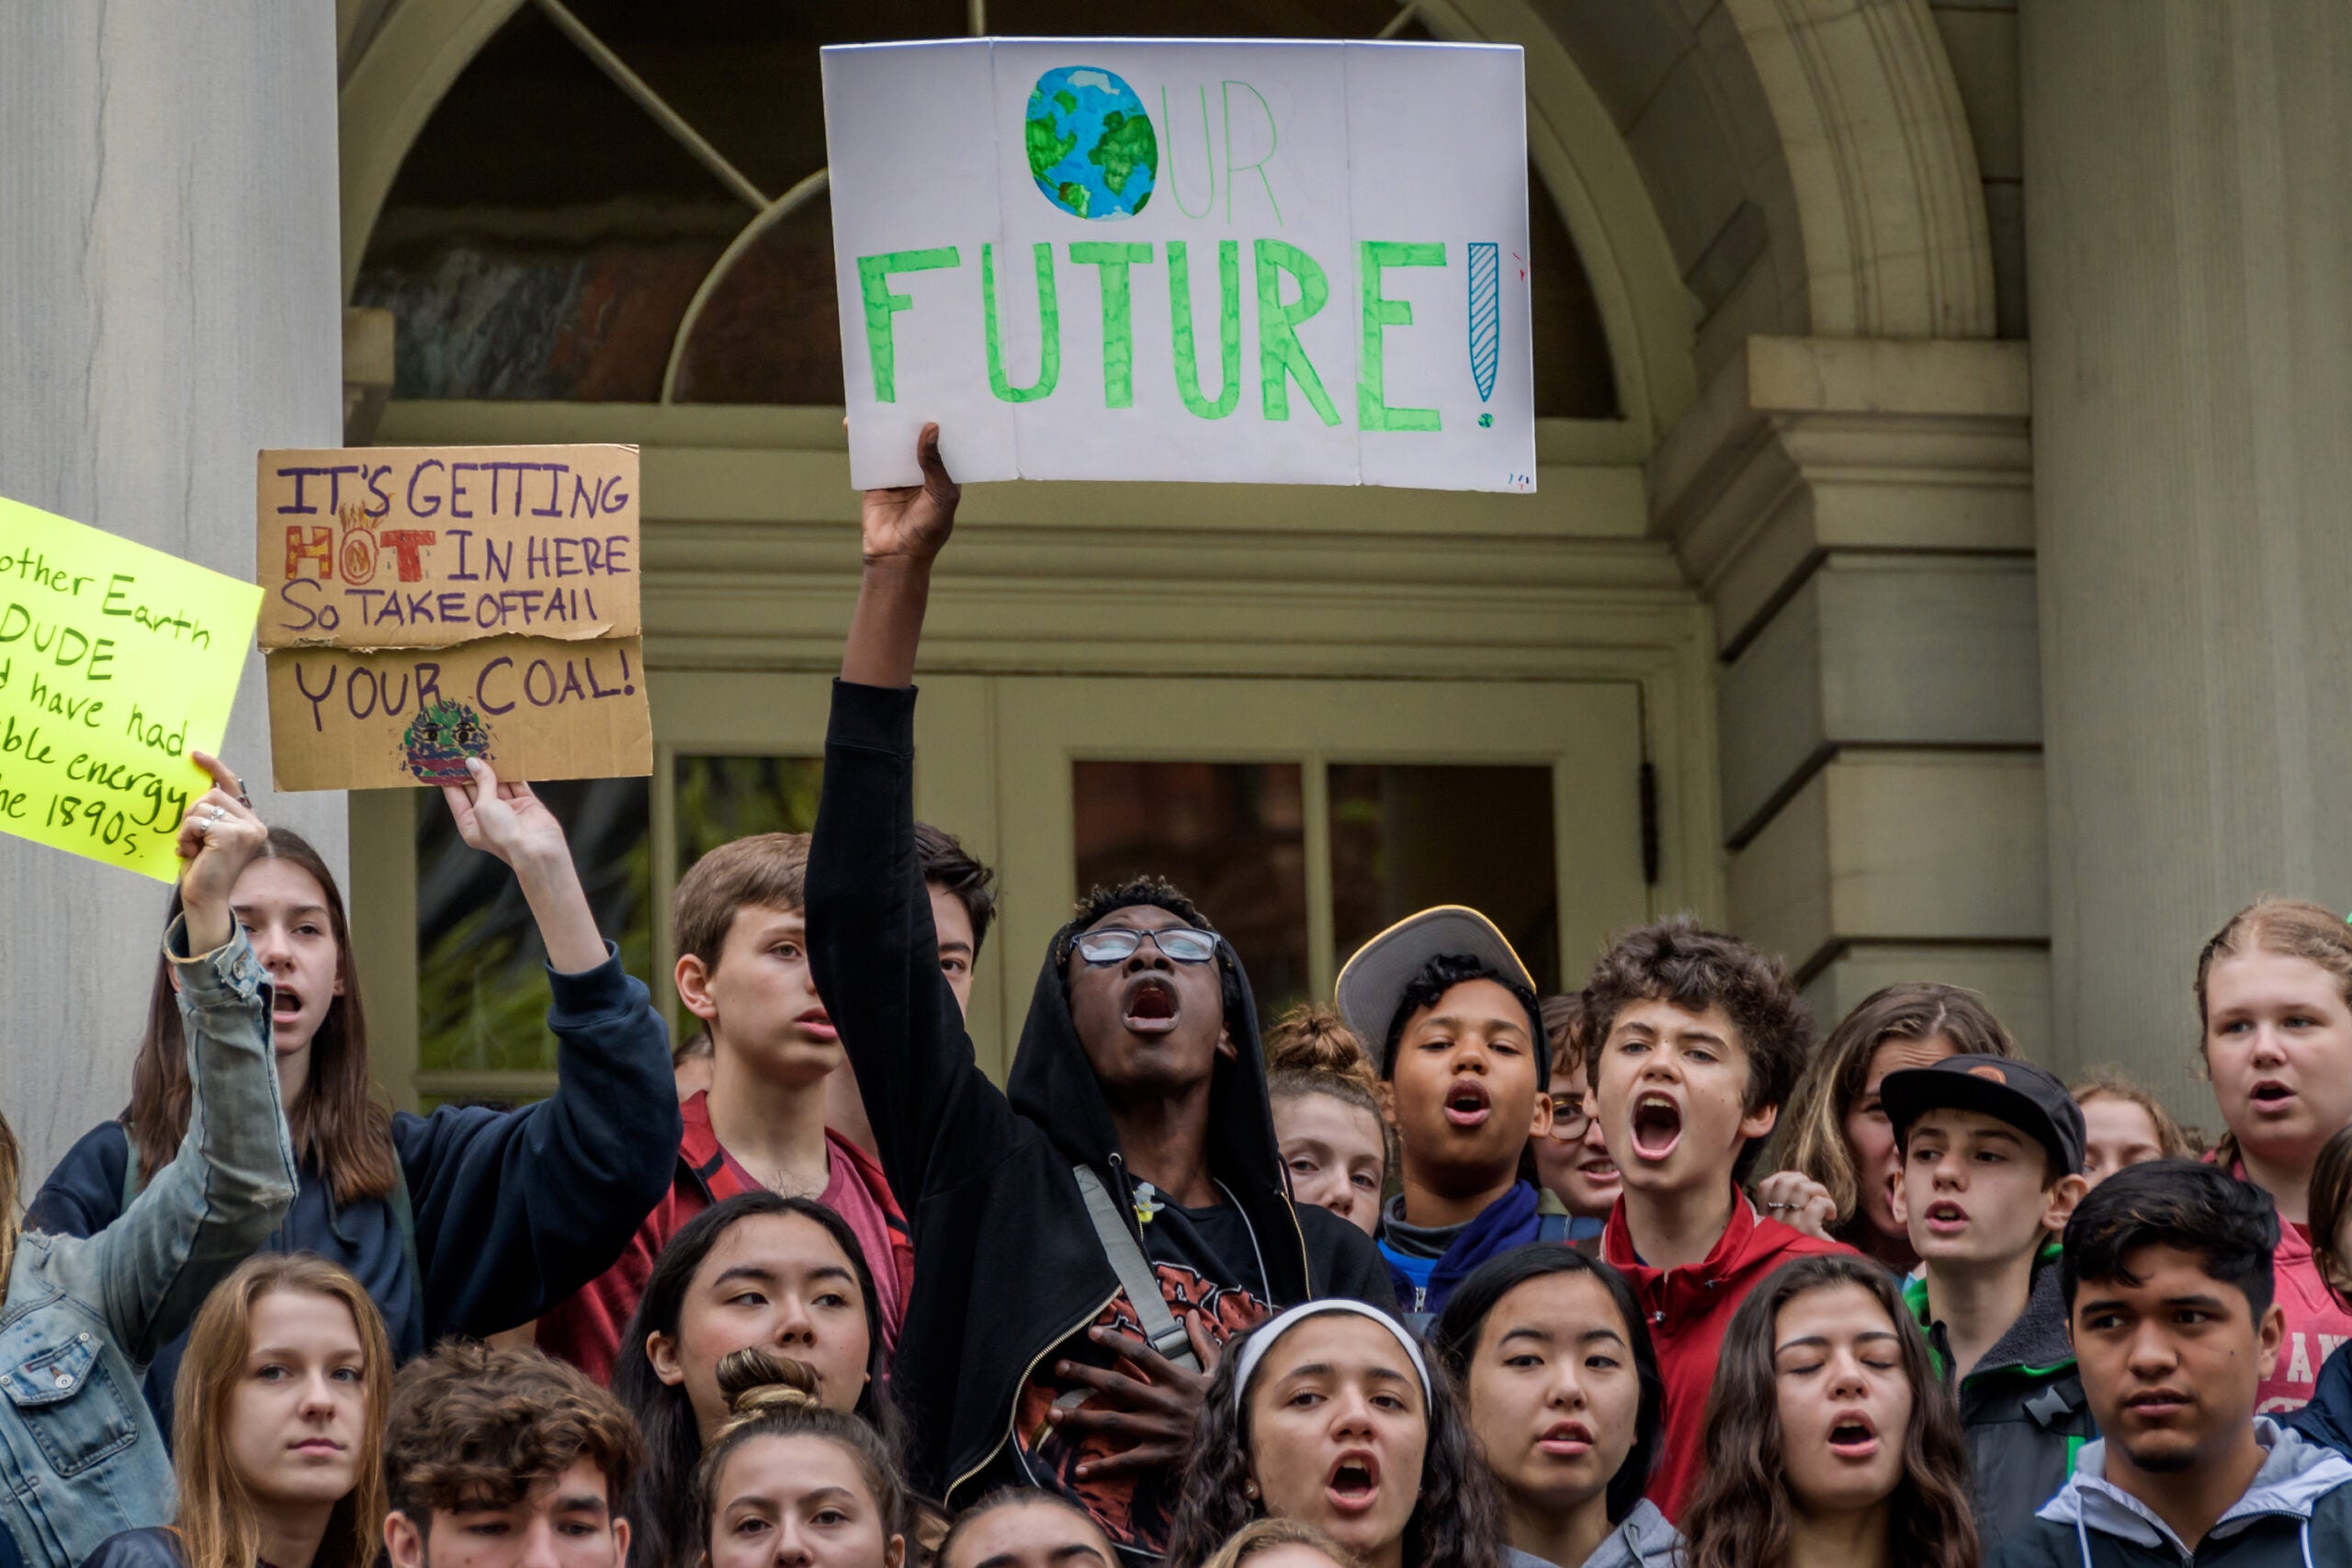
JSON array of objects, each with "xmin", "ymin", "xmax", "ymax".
[
  {"xmin": 0, "ymin": 7, "xmax": 346, "ymax": 1176},
  {"xmin": 2023, "ymin": 1, "xmax": 2352, "ymax": 1111}
]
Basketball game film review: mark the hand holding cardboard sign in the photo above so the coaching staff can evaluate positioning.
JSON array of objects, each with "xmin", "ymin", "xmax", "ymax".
[
  {"xmin": 858, "ymin": 423, "xmax": 960, "ymax": 569},
  {"xmin": 175, "ymin": 750, "xmax": 267, "ymax": 953},
  {"xmin": 440, "ymin": 756, "xmax": 605, "ymax": 974}
]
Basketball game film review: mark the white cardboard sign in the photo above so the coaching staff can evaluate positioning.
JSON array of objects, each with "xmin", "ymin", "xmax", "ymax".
[{"xmin": 822, "ymin": 39, "xmax": 1535, "ymax": 493}]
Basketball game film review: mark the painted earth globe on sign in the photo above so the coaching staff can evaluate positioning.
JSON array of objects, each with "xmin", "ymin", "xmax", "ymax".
[{"xmin": 1025, "ymin": 64, "xmax": 1158, "ymax": 220}]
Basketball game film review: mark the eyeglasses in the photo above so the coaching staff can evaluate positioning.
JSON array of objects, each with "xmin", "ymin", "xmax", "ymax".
[
  {"xmin": 1542, "ymin": 1091, "xmax": 1594, "ymax": 1140},
  {"xmin": 1070, "ymin": 925, "xmax": 1221, "ymax": 965}
]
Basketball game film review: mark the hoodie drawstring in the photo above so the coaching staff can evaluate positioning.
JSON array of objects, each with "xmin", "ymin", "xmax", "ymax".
[
  {"xmin": 2075, "ymin": 1510, "xmax": 2091, "ymax": 1568},
  {"xmin": 2305, "ymin": 1516, "xmax": 2317, "ymax": 1568}
]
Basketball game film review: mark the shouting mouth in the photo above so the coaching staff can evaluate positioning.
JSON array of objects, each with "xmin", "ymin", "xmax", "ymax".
[
  {"xmin": 1925, "ymin": 1199, "xmax": 1969, "ymax": 1235},
  {"xmin": 1826, "ymin": 1411, "xmax": 1880, "ymax": 1461},
  {"xmin": 1444, "ymin": 1077, "xmax": 1492, "ymax": 1130},
  {"xmin": 271, "ymin": 983, "xmax": 305, "ymax": 1030},
  {"xmin": 1326, "ymin": 1450, "xmax": 1382, "ymax": 1515},
  {"xmin": 1630, "ymin": 1092, "xmax": 1683, "ymax": 1161},
  {"xmin": 1124, "ymin": 976, "xmax": 1180, "ymax": 1037}
]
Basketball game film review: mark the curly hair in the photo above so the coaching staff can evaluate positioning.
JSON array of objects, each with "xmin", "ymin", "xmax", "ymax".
[
  {"xmin": 1776, "ymin": 984, "xmax": 2018, "ymax": 1236},
  {"xmin": 693, "ymin": 1348, "xmax": 909, "ymax": 1552},
  {"xmin": 1165, "ymin": 1309, "xmax": 1505, "ymax": 1568},
  {"xmin": 1538, "ymin": 993, "xmax": 1593, "ymax": 1083},
  {"xmin": 1581, "ymin": 917, "xmax": 1812, "ymax": 1180},
  {"xmin": 1055, "ymin": 875, "xmax": 1247, "ymax": 1029},
  {"xmin": 1377, "ymin": 953, "xmax": 1550, "ymax": 1092},
  {"xmin": 385, "ymin": 1341, "xmax": 643, "ymax": 1522},
  {"xmin": 1679, "ymin": 1255, "xmax": 1978, "ymax": 1568},
  {"xmin": 1429, "ymin": 1248, "xmax": 1663, "ymax": 1528},
  {"xmin": 615, "ymin": 1191, "xmax": 906, "ymax": 1568}
]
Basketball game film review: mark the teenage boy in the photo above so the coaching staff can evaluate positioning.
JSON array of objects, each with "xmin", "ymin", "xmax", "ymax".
[
  {"xmin": 1993, "ymin": 1160, "xmax": 2352, "ymax": 1567},
  {"xmin": 1583, "ymin": 916, "xmax": 1850, "ymax": 1518},
  {"xmin": 1334, "ymin": 907, "xmax": 1557, "ymax": 1320},
  {"xmin": 382, "ymin": 1342, "xmax": 641, "ymax": 1568},
  {"xmin": 1882, "ymin": 1055, "xmax": 2095, "ymax": 1550},
  {"xmin": 808, "ymin": 427, "xmax": 1392, "ymax": 1562},
  {"xmin": 537, "ymin": 821, "xmax": 994, "ymax": 1382}
]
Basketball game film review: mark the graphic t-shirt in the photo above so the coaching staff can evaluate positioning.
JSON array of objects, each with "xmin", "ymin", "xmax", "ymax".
[
  {"xmin": 715, "ymin": 1137, "xmax": 908, "ymax": 1355},
  {"xmin": 1012, "ymin": 1191, "xmax": 1273, "ymax": 1561}
]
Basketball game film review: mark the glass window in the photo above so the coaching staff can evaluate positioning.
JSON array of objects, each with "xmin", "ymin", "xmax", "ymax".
[
  {"xmin": 415, "ymin": 779, "xmax": 652, "ymax": 1075},
  {"xmin": 1327, "ymin": 762, "xmax": 1560, "ymax": 992},
  {"xmin": 674, "ymin": 754, "xmax": 825, "ymax": 868},
  {"xmin": 1072, "ymin": 761, "xmax": 1311, "ymax": 1019}
]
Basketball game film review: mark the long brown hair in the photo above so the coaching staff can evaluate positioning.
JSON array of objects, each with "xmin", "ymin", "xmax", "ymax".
[
  {"xmin": 173, "ymin": 1255, "xmax": 394, "ymax": 1568},
  {"xmin": 126, "ymin": 829, "xmax": 394, "ymax": 1205},
  {"xmin": 2193, "ymin": 898, "xmax": 2352, "ymax": 1176},
  {"xmin": 1681, "ymin": 1255, "xmax": 1979, "ymax": 1568},
  {"xmin": 0, "ymin": 1111, "xmax": 18, "ymax": 1311},
  {"xmin": 1776, "ymin": 985, "xmax": 2018, "ymax": 1235}
]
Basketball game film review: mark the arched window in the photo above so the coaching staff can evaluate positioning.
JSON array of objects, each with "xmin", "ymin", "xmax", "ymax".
[{"xmin": 353, "ymin": 0, "xmax": 1617, "ymax": 416}]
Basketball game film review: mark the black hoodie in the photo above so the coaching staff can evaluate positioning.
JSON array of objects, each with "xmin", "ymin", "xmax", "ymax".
[{"xmin": 808, "ymin": 681, "xmax": 1393, "ymax": 1557}]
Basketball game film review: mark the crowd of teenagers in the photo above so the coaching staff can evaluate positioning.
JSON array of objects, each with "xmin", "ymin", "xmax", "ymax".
[{"xmin": 13, "ymin": 427, "xmax": 2352, "ymax": 1568}]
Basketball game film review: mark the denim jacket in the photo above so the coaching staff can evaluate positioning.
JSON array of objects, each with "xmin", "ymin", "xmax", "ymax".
[{"xmin": 0, "ymin": 919, "xmax": 297, "ymax": 1568}]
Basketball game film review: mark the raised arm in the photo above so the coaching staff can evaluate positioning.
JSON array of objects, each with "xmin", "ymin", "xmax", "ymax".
[
  {"xmin": 809, "ymin": 425, "xmax": 1026, "ymax": 1201},
  {"xmin": 401, "ymin": 763, "xmax": 679, "ymax": 1336},
  {"xmin": 54, "ymin": 754, "xmax": 299, "ymax": 1361}
]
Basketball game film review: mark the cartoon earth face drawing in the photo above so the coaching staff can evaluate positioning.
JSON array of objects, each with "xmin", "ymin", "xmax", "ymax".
[
  {"xmin": 402, "ymin": 697, "xmax": 492, "ymax": 784},
  {"xmin": 1025, "ymin": 65, "xmax": 1158, "ymax": 220}
]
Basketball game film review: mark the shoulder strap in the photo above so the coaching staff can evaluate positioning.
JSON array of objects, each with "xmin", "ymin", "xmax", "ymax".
[
  {"xmin": 1536, "ymin": 1212, "xmax": 1571, "ymax": 1243},
  {"xmin": 1072, "ymin": 1164, "xmax": 1201, "ymax": 1372}
]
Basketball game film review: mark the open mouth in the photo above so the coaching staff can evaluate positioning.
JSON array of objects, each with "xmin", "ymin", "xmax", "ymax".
[
  {"xmin": 1123, "ymin": 976, "xmax": 1180, "ymax": 1036},
  {"xmin": 1577, "ymin": 1155, "xmax": 1621, "ymax": 1180},
  {"xmin": 1444, "ymin": 1077, "xmax": 1492, "ymax": 1129},
  {"xmin": 1325, "ymin": 1452, "xmax": 1381, "ymax": 1514},
  {"xmin": 1630, "ymin": 1093, "xmax": 1683, "ymax": 1160},
  {"xmin": 797, "ymin": 1006, "xmax": 838, "ymax": 1043},
  {"xmin": 2250, "ymin": 1079, "xmax": 2297, "ymax": 1115},
  {"xmin": 1925, "ymin": 1200, "xmax": 1968, "ymax": 1235},
  {"xmin": 271, "ymin": 984, "xmax": 304, "ymax": 1027},
  {"xmin": 1537, "ymin": 1419, "xmax": 1594, "ymax": 1457},
  {"xmin": 1826, "ymin": 1413, "xmax": 1880, "ymax": 1460}
]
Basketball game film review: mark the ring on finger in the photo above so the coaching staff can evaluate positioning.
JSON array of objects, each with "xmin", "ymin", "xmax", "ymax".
[{"xmin": 207, "ymin": 805, "xmax": 226, "ymax": 824}]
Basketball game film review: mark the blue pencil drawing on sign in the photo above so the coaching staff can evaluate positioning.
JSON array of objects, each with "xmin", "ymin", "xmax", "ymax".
[
  {"xmin": 1026, "ymin": 65, "xmax": 1159, "ymax": 220},
  {"xmin": 1466, "ymin": 241, "xmax": 1500, "ymax": 404}
]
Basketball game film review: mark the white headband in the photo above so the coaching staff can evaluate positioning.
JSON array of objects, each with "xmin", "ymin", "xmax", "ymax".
[{"xmin": 1230, "ymin": 1300, "xmax": 1433, "ymax": 1414}]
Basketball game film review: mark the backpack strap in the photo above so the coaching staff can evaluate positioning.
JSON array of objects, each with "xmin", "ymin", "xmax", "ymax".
[
  {"xmin": 1072, "ymin": 1164, "xmax": 1201, "ymax": 1372},
  {"xmin": 1536, "ymin": 1212, "xmax": 1571, "ymax": 1244}
]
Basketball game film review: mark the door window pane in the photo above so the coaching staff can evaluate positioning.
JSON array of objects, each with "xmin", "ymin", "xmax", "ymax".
[
  {"xmin": 675, "ymin": 754, "xmax": 824, "ymax": 868},
  {"xmin": 1328, "ymin": 764, "xmax": 1560, "ymax": 993},
  {"xmin": 416, "ymin": 779, "xmax": 652, "ymax": 1074},
  {"xmin": 1072, "ymin": 761, "xmax": 1310, "ymax": 1019}
]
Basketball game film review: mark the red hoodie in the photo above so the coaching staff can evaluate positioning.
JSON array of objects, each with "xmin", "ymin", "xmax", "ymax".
[{"xmin": 1601, "ymin": 1188, "xmax": 1855, "ymax": 1519}]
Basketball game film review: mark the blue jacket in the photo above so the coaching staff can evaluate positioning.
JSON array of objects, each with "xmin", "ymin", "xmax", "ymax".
[
  {"xmin": 0, "ymin": 923, "xmax": 298, "ymax": 1568},
  {"xmin": 28, "ymin": 942, "xmax": 677, "ymax": 1437},
  {"xmin": 1380, "ymin": 1179, "xmax": 1559, "ymax": 1319},
  {"xmin": 2284, "ymin": 1337, "xmax": 2352, "ymax": 1459}
]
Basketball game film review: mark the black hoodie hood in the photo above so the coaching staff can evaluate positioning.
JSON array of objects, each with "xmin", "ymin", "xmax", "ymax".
[{"xmin": 1007, "ymin": 915, "xmax": 1289, "ymax": 1189}]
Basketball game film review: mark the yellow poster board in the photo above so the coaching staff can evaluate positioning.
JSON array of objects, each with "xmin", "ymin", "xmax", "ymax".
[{"xmin": 0, "ymin": 495, "xmax": 263, "ymax": 881}]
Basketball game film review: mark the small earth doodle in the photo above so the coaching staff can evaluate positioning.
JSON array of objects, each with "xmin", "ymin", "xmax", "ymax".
[
  {"xmin": 1025, "ymin": 65, "xmax": 1158, "ymax": 220},
  {"xmin": 401, "ymin": 697, "xmax": 492, "ymax": 784}
]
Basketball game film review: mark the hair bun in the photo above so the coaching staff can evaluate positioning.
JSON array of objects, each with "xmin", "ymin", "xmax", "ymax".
[
  {"xmin": 1264, "ymin": 1004, "xmax": 1375, "ymax": 1087},
  {"xmin": 716, "ymin": 1347, "xmax": 822, "ymax": 1417}
]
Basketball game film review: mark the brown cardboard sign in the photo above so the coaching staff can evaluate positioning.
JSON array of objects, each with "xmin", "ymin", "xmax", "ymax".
[
  {"xmin": 264, "ymin": 636, "xmax": 650, "ymax": 792},
  {"xmin": 255, "ymin": 446, "xmax": 640, "ymax": 651},
  {"xmin": 256, "ymin": 445, "xmax": 650, "ymax": 791}
]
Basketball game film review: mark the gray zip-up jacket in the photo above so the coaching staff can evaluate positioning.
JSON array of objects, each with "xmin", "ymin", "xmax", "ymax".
[
  {"xmin": 1503, "ymin": 1502, "xmax": 1680, "ymax": 1568},
  {"xmin": 0, "ymin": 922, "xmax": 297, "ymax": 1568},
  {"xmin": 1989, "ymin": 1420, "xmax": 2352, "ymax": 1567}
]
